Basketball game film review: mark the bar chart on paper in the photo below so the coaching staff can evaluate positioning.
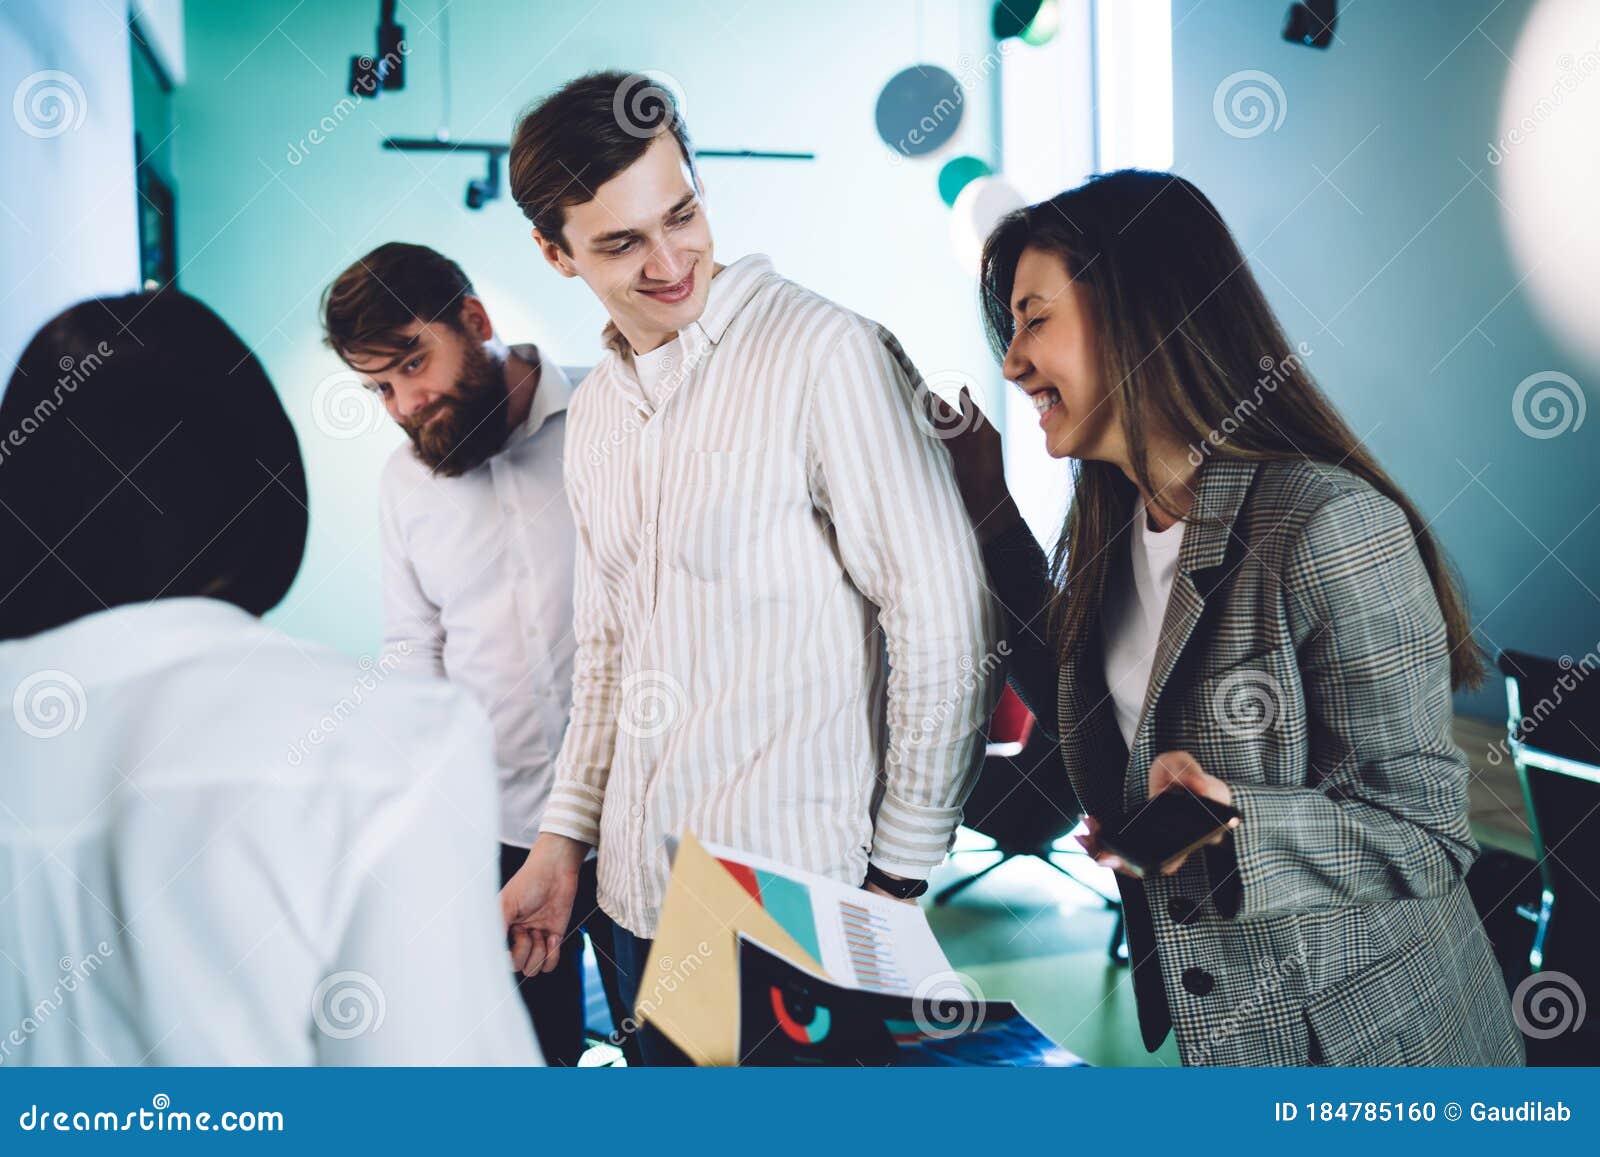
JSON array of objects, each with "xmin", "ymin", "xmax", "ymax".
[
  {"xmin": 699, "ymin": 840, "xmax": 954, "ymax": 996},
  {"xmin": 838, "ymin": 900, "xmax": 909, "ymax": 992}
]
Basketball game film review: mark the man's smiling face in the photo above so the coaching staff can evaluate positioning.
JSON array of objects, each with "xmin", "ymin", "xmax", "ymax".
[{"xmin": 540, "ymin": 132, "xmax": 714, "ymax": 354}]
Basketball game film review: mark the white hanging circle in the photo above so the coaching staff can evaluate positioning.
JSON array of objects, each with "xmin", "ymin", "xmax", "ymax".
[{"xmin": 950, "ymin": 176, "xmax": 1025, "ymax": 276}]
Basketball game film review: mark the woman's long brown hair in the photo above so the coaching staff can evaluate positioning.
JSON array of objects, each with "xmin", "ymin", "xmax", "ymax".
[{"xmin": 979, "ymin": 169, "xmax": 1484, "ymax": 690}]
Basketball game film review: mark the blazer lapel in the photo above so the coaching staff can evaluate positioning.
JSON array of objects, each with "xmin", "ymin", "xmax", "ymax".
[{"xmin": 1122, "ymin": 457, "xmax": 1260, "ymax": 813}]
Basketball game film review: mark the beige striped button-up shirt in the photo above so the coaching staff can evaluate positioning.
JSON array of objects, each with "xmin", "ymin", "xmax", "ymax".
[{"xmin": 539, "ymin": 255, "xmax": 1002, "ymax": 937}]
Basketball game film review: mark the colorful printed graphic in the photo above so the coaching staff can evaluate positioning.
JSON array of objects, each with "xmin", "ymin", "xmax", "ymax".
[
  {"xmin": 769, "ymin": 986, "xmax": 832, "ymax": 1044},
  {"xmin": 838, "ymin": 899, "xmax": 909, "ymax": 992},
  {"xmin": 717, "ymin": 857, "xmax": 822, "ymax": 963},
  {"xmin": 736, "ymin": 936, "xmax": 1085, "ymax": 1067}
]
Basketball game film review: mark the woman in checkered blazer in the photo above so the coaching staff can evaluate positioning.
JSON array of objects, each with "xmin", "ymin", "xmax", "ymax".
[{"xmin": 939, "ymin": 170, "xmax": 1524, "ymax": 1067}]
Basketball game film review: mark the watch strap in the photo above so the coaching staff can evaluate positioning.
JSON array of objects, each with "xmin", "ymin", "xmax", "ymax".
[{"xmin": 865, "ymin": 863, "xmax": 929, "ymax": 899}]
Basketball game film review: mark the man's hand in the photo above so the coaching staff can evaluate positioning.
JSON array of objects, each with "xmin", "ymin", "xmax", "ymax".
[
  {"xmin": 924, "ymin": 386, "xmax": 1021, "ymax": 545},
  {"xmin": 501, "ymin": 833, "xmax": 587, "ymax": 977},
  {"xmin": 1077, "ymin": 752, "xmax": 1235, "ymax": 877}
]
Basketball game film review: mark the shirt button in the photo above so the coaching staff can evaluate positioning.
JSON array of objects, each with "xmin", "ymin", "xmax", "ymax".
[
  {"xmin": 1181, "ymin": 967, "xmax": 1215, "ymax": 997},
  {"xmin": 631, "ymin": 804, "xmax": 644, "ymax": 818},
  {"xmin": 644, "ymin": 522, "xmax": 656, "ymax": 536},
  {"xmin": 1167, "ymin": 895, "xmax": 1200, "ymax": 926}
]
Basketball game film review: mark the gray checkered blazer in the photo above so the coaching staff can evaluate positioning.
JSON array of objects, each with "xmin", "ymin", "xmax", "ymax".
[{"xmin": 983, "ymin": 456, "xmax": 1524, "ymax": 1066}]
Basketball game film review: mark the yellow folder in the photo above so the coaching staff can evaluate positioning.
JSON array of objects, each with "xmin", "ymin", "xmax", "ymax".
[{"xmin": 635, "ymin": 832, "xmax": 823, "ymax": 1066}]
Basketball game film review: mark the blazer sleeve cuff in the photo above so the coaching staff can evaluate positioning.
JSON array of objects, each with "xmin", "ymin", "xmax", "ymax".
[{"xmin": 1203, "ymin": 829, "xmax": 1244, "ymax": 920}]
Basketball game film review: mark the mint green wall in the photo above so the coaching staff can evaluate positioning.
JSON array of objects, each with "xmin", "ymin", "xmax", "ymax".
[
  {"xmin": 1172, "ymin": 0, "xmax": 1600, "ymax": 720},
  {"xmin": 173, "ymin": 2, "xmax": 1592, "ymax": 724},
  {"xmin": 173, "ymin": 0, "xmax": 999, "ymax": 658}
]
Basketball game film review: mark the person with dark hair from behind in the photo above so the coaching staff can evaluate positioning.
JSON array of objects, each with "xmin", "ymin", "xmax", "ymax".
[
  {"xmin": 0, "ymin": 291, "xmax": 540, "ymax": 1065},
  {"xmin": 320, "ymin": 241, "xmax": 635, "ymax": 1066}
]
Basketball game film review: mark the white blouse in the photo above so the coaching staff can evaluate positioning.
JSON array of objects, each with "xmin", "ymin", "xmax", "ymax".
[
  {"xmin": 1102, "ymin": 512, "xmax": 1187, "ymax": 748},
  {"xmin": 0, "ymin": 598, "xmax": 540, "ymax": 1066}
]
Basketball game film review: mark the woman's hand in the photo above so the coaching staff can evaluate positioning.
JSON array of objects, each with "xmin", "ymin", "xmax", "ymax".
[
  {"xmin": 1144, "ymin": 751, "xmax": 1234, "ymax": 875},
  {"xmin": 924, "ymin": 386, "xmax": 1021, "ymax": 544},
  {"xmin": 1148, "ymin": 750, "xmax": 1233, "ymax": 809},
  {"xmin": 1078, "ymin": 752, "xmax": 1235, "ymax": 877},
  {"xmin": 1074, "ymin": 813, "xmax": 1128, "ymax": 875}
]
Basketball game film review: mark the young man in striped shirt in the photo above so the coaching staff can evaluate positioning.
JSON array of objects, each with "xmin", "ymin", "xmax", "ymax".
[{"xmin": 499, "ymin": 71, "xmax": 1002, "ymax": 1064}]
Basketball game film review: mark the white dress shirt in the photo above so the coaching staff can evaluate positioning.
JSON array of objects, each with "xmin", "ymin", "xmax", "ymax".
[
  {"xmin": 1102, "ymin": 513, "xmax": 1186, "ymax": 747},
  {"xmin": 0, "ymin": 598, "xmax": 540, "ymax": 1066},
  {"xmin": 379, "ymin": 346, "xmax": 576, "ymax": 847},
  {"xmin": 540, "ymin": 255, "xmax": 1003, "ymax": 937}
]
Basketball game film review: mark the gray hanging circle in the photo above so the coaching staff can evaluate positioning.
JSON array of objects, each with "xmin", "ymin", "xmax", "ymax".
[{"xmin": 874, "ymin": 65, "xmax": 964, "ymax": 157}]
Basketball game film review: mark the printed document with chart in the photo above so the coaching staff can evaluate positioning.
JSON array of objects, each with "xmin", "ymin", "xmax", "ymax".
[
  {"xmin": 697, "ymin": 838, "xmax": 955, "ymax": 991},
  {"xmin": 639, "ymin": 832, "xmax": 1078, "ymax": 1066}
]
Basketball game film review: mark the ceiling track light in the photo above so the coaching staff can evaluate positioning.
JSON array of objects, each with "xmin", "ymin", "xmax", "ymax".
[
  {"xmin": 1283, "ymin": 0, "xmax": 1337, "ymax": 49},
  {"xmin": 381, "ymin": 138, "xmax": 816, "ymax": 212},
  {"xmin": 348, "ymin": 0, "xmax": 406, "ymax": 98}
]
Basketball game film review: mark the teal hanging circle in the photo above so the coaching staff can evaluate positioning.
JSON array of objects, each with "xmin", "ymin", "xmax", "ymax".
[{"xmin": 938, "ymin": 155, "xmax": 992, "ymax": 207}]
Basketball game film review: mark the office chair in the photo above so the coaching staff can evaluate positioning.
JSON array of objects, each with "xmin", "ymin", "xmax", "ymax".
[
  {"xmin": 1499, "ymin": 649, "xmax": 1600, "ymax": 1064},
  {"xmin": 938, "ymin": 686, "xmax": 1128, "ymax": 964}
]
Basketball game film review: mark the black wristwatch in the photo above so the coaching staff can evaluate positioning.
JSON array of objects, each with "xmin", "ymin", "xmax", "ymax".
[{"xmin": 865, "ymin": 863, "xmax": 929, "ymax": 899}]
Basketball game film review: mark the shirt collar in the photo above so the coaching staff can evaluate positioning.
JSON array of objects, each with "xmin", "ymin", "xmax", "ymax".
[
  {"xmin": 1, "ymin": 597, "xmax": 258, "ymax": 679},
  {"xmin": 600, "ymin": 254, "xmax": 777, "ymax": 363},
  {"xmin": 506, "ymin": 344, "xmax": 572, "ymax": 445},
  {"xmin": 689, "ymin": 254, "xmax": 776, "ymax": 346}
]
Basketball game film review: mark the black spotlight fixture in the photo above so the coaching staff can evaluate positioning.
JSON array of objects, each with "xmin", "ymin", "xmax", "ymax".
[
  {"xmin": 465, "ymin": 148, "xmax": 506, "ymax": 211},
  {"xmin": 380, "ymin": 140, "xmax": 510, "ymax": 211},
  {"xmin": 349, "ymin": 0, "xmax": 406, "ymax": 98},
  {"xmin": 1283, "ymin": 0, "xmax": 1336, "ymax": 49}
]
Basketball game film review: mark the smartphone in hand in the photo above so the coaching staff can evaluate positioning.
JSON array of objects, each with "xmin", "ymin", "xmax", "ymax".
[{"xmin": 1097, "ymin": 787, "xmax": 1241, "ymax": 878}]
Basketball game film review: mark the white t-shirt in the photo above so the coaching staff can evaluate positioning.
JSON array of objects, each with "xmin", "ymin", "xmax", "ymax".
[
  {"xmin": 1102, "ymin": 511, "xmax": 1186, "ymax": 748},
  {"xmin": 0, "ymin": 597, "xmax": 541, "ymax": 1066},
  {"xmin": 631, "ymin": 337, "xmax": 681, "ymax": 410}
]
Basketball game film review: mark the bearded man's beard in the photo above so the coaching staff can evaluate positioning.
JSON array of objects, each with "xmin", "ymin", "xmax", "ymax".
[{"xmin": 400, "ymin": 342, "xmax": 510, "ymax": 477}]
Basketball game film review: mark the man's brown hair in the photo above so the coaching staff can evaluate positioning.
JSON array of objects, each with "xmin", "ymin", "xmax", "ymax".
[
  {"xmin": 509, "ymin": 70, "xmax": 698, "ymax": 252},
  {"xmin": 321, "ymin": 242, "xmax": 476, "ymax": 364}
]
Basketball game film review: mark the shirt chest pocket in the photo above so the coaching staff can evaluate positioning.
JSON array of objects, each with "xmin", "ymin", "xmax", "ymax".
[{"xmin": 666, "ymin": 450, "xmax": 760, "ymax": 583}]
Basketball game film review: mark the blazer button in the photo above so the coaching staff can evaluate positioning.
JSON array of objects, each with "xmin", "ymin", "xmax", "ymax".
[
  {"xmin": 1167, "ymin": 895, "xmax": 1200, "ymax": 926},
  {"xmin": 1181, "ymin": 966, "xmax": 1215, "ymax": 997}
]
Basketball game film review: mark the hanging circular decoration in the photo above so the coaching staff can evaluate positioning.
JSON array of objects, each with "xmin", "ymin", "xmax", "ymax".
[
  {"xmin": 992, "ymin": 0, "xmax": 1044, "ymax": 40},
  {"xmin": 1020, "ymin": 0, "xmax": 1061, "ymax": 46},
  {"xmin": 950, "ymin": 175, "xmax": 1025, "ymax": 274},
  {"xmin": 938, "ymin": 155, "xmax": 992, "ymax": 207},
  {"xmin": 875, "ymin": 65, "xmax": 965, "ymax": 158},
  {"xmin": 992, "ymin": 0, "xmax": 1059, "ymax": 45}
]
